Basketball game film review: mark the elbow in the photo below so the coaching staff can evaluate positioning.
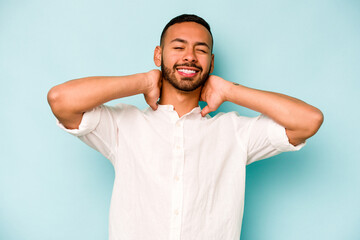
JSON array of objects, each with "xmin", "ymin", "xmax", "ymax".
[
  {"xmin": 47, "ymin": 86, "xmax": 61, "ymax": 111},
  {"xmin": 305, "ymin": 108, "xmax": 324, "ymax": 138},
  {"xmin": 47, "ymin": 86, "xmax": 58, "ymax": 106},
  {"xmin": 47, "ymin": 85, "xmax": 68, "ymax": 116},
  {"xmin": 312, "ymin": 108, "xmax": 324, "ymax": 132},
  {"xmin": 47, "ymin": 85, "xmax": 82, "ymax": 130},
  {"xmin": 286, "ymin": 108, "xmax": 324, "ymax": 145}
]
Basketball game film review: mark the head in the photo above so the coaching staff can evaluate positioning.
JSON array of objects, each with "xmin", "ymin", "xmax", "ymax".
[{"xmin": 154, "ymin": 14, "xmax": 214, "ymax": 92}]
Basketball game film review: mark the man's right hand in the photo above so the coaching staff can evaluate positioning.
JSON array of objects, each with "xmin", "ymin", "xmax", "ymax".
[
  {"xmin": 48, "ymin": 70, "xmax": 163, "ymax": 129},
  {"xmin": 143, "ymin": 69, "xmax": 162, "ymax": 110}
]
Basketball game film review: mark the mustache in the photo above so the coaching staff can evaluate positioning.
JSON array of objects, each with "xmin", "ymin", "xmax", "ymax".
[{"xmin": 174, "ymin": 63, "xmax": 202, "ymax": 71}]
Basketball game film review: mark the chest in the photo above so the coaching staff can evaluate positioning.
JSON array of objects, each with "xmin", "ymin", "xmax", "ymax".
[{"xmin": 117, "ymin": 117, "xmax": 246, "ymax": 187}]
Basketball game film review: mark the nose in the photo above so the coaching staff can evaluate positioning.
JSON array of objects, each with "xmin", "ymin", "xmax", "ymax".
[{"xmin": 183, "ymin": 48, "xmax": 197, "ymax": 63}]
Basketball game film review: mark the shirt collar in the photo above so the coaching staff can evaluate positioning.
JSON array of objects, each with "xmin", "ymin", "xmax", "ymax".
[{"xmin": 157, "ymin": 104, "xmax": 202, "ymax": 115}]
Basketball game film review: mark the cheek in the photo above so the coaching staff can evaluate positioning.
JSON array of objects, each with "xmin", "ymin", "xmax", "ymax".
[
  {"xmin": 200, "ymin": 57, "xmax": 212, "ymax": 71},
  {"xmin": 162, "ymin": 53, "xmax": 179, "ymax": 66}
]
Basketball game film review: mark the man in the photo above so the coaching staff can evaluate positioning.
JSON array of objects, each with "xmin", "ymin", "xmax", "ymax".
[{"xmin": 48, "ymin": 14, "xmax": 323, "ymax": 240}]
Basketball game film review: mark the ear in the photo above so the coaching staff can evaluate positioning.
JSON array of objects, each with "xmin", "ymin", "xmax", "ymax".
[
  {"xmin": 154, "ymin": 46, "xmax": 162, "ymax": 67},
  {"xmin": 209, "ymin": 53, "xmax": 215, "ymax": 73}
]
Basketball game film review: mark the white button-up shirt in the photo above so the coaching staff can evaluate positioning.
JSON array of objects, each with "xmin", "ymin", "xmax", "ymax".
[{"xmin": 57, "ymin": 103, "xmax": 305, "ymax": 240}]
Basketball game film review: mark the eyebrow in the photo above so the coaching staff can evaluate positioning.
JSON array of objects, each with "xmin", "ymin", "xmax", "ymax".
[{"xmin": 170, "ymin": 38, "xmax": 210, "ymax": 49}]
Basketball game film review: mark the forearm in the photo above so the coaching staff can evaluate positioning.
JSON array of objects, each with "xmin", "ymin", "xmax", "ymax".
[
  {"xmin": 225, "ymin": 82, "xmax": 323, "ymax": 142},
  {"xmin": 47, "ymin": 73, "xmax": 149, "ymax": 128}
]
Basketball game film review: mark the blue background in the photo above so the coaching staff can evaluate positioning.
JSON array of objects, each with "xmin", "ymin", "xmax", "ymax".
[{"xmin": 1, "ymin": 0, "xmax": 359, "ymax": 239}]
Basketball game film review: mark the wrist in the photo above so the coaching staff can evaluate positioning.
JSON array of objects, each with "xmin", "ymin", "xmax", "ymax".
[
  {"xmin": 224, "ymin": 81, "xmax": 244, "ymax": 103},
  {"xmin": 142, "ymin": 69, "xmax": 160, "ymax": 95},
  {"xmin": 140, "ymin": 71, "xmax": 153, "ymax": 95},
  {"xmin": 222, "ymin": 79, "xmax": 236, "ymax": 102}
]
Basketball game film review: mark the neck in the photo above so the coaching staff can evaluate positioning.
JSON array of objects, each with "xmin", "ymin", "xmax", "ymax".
[{"xmin": 158, "ymin": 80, "xmax": 202, "ymax": 118}]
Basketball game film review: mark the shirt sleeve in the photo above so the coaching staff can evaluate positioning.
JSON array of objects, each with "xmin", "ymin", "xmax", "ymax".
[
  {"xmin": 245, "ymin": 114, "xmax": 306, "ymax": 165},
  {"xmin": 56, "ymin": 104, "xmax": 124, "ymax": 165}
]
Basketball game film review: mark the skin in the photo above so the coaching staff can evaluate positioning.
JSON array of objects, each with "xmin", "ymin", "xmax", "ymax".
[{"xmin": 47, "ymin": 21, "xmax": 323, "ymax": 146}]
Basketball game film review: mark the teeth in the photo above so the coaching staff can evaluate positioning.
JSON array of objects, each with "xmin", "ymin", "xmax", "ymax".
[{"xmin": 178, "ymin": 68, "xmax": 196, "ymax": 74}]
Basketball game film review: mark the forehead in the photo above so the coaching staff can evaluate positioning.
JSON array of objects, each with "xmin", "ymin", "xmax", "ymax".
[{"xmin": 163, "ymin": 22, "xmax": 212, "ymax": 47}]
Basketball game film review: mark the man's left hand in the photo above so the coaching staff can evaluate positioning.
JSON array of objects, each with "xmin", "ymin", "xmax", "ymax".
[{"xmin": 200, "ymin": 75, "xmax": 230, "ymax": 117}]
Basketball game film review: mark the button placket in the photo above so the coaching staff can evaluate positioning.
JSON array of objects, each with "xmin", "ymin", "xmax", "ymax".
[{"xmin": 169, "ymin": 119, "xmax": 185, "ymax": 240}]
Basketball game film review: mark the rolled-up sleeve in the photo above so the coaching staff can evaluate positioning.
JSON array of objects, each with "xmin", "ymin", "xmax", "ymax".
[
  {"xmin": 246, "ymin": 114, "xmax": 306, "ymax": 165},
  {"xmin": 56, "ymin": 104, "xmax": 124, "ymax": 165},
  {"xmin": 56, "ymin": 106, "xmax": 101, "ymax": 137}
]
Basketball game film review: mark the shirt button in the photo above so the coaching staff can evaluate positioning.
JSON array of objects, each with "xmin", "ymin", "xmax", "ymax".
[
  {"xmin": 176, "ymin": 144, "xmax": 181, "ymax": 150},
  {"xmin": 174, "ymin": 176, "xmax": 179, "ymax": 181},
  {"xmin": 174, "ymin": 209, "xmax": 179, "ymax": 215},
  {"xmin": 176, "ymin": 122, "xmax": 181, "ymax": 127}
]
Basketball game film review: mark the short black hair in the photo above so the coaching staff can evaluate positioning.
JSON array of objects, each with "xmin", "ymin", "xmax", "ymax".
[{"xmin": 160, "ymin": 14, "xmax": 213, "ymax": 52}]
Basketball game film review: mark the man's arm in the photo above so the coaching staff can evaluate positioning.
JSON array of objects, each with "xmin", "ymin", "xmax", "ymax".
[
  {"xmin": 199, "ymin": 75, "xmax": 324, "ymax": 146},
  {"xmin": 47, "ymin": 70, "xmax": 162, "ymax": 129}
]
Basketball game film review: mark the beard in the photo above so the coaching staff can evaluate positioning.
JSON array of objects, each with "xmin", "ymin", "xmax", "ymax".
[{"xmin": 161, "ymin": 60, "xmax": 211, "ymax": 92}]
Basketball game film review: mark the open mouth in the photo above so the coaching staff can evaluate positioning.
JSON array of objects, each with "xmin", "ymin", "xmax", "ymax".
[{"xmin": 176, "ymin": 68, "xmax": 200, "ymax": 77}]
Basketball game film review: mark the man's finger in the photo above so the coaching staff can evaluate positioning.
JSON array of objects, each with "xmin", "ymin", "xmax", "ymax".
[
  {"xmin": 149, "ymin": 101, "xmax": 158, "ymax": 111},
  {"xmin": 201, "ymin": 105, "xmax": 210, "ymax": 117}
]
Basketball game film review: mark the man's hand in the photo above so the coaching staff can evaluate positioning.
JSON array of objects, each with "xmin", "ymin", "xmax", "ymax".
[
  {"xmin": 48, "ymin": 70, "xmax": 164, "ymax": 129},
  {"xmin": 200, "ymin": 75, "xmax": 230, "ymax": 117},
  {"xmin": 144, "ymin": 69, "xmax": 163, "ymax": 110}
]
